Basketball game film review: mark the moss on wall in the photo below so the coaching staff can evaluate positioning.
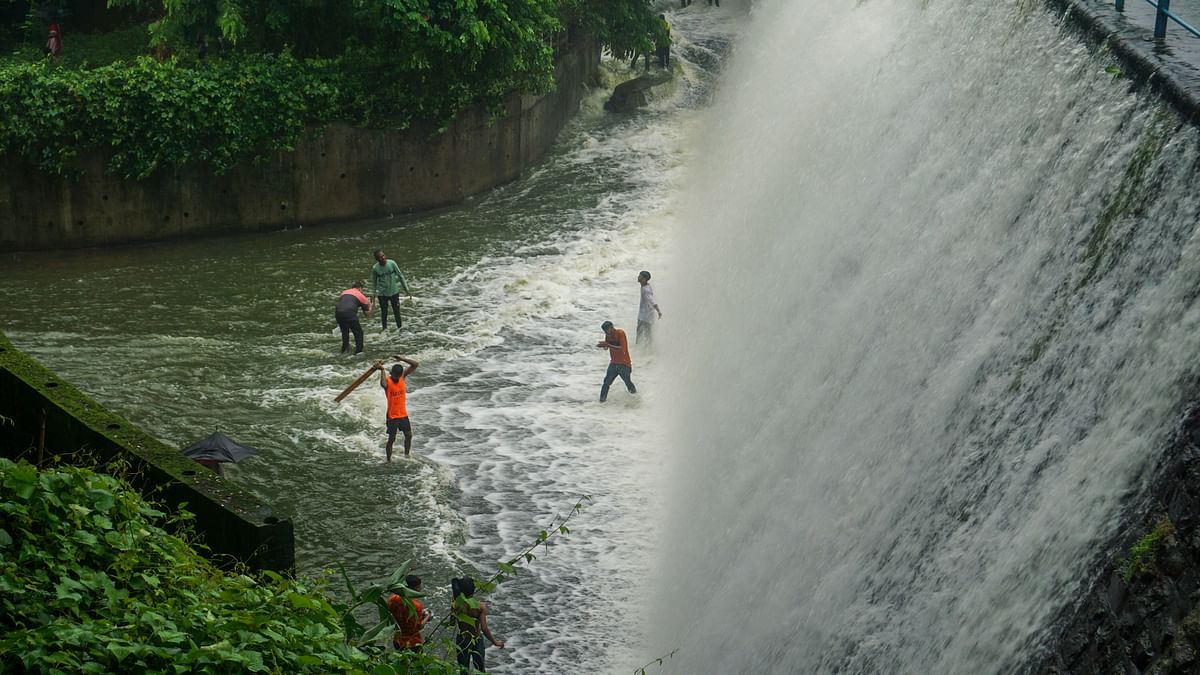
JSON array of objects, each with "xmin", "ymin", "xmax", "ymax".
[{"xmin": 0, "ymin": 331, "xmax": 294, "ymax": 571}]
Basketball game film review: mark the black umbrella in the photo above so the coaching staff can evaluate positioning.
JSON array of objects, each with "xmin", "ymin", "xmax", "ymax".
[{"xmin": 181, "ymin": 432, "xmax": 259, "ymax": 464}]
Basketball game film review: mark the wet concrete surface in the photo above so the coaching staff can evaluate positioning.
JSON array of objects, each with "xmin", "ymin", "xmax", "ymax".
[
  {"xmin": 1106, "ymin": 0, "xmax": 1200, "ymax": 61},
  {"xmin": 1053, "ymin": 0, "xmax": 1200, "ymax": 119}
]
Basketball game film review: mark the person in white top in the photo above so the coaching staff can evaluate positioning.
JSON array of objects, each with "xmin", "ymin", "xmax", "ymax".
[{"xmin": 636, "ymin": 270, "xmax": 663, "ymax": 346}]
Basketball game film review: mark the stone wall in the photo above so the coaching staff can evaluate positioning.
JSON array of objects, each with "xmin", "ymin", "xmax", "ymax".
[
  {"xmin": 1035, "ymin": 405, "xmax": 1200, "ymax": 674},
  {"xmin": 0, "ymin": 332, "xmax": 294, "ymax": 572},
  {"xmin": 0, "ymin": 39, "xmax": 600, "ymax": 251},
  {"xmin": 1045, "ymin": 0, "xmax": 1200, "ymax": 125},
  {"xmin": 1025, "ymin": 5, "xmax": 1200, "ymax": 671}
]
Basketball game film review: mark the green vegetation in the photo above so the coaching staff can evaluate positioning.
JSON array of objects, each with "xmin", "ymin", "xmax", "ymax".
[
  {"xmin": 4, "ymin": 23, "xmax": 150, "ymax": 67},
  {"xmin": 1121, "ymin": 515, "xmax": 1175, "ymax": 582},
  {"xmin": 0, "ymin": 456, "xmax": 600, "ymax": 673},
  {"xmin": 0, "ymin": 0, "xmax": 660, "ymax": 179},
  {"xmin": 1078, "ymin": 108, "xmax": 1177, "ymax": 288},
  {"xmin": 0, "ymin": 53, "xmax": 343, "ymax": 178},
  {"xmin": 0, "ymin": 457, "xmax": 387, "ymax": 672},
  {"xmin": 634, "ymin": 648, "xmax": 680, "ymax": 674}
]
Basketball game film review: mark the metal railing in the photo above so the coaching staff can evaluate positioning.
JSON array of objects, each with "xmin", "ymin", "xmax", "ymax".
[{"xmin": 1114, "ymin": 0, "xmax": 1200, "ymax": 39}]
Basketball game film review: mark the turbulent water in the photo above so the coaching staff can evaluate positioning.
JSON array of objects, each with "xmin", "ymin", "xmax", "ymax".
[
  {"xmin": 0, "ymin": 9, "xmax": 740, "ymax": 673},
  {"xmin": 653, "ymin": 0, "xmax": 1200, "ymax": 672},
  {"xmin": 5, "ymin": 0, "xmax": 1200, "ymax": 672}
]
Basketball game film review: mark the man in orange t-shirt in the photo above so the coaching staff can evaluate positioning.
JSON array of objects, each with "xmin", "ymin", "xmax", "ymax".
[
  {"xmin": 388, "ymin": 575, "xmax": 432, "ymax": 652},
  {"xmin": 376, "ymin": 356, "xmax": 419, "ymax": 461},
  {"xmin": 596, "ymin": 320, "xmax": 637, "ymax": 402}
]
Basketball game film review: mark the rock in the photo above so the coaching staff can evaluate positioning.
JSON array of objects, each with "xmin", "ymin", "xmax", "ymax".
[
  {"xmin": 604, "ymin": 72, "xmax": 674, "ymax": 112},
  {"xmin": 1108, "ymin": 573, "xmax": 1129, "ymax": 612},
  {"xmin": 1159, "ymin": 547, "xmax": 1186, "ymax": 577},
  {"xmin": 1174, "ymin": 637, "xmax": 1195, "ymax": 665}
]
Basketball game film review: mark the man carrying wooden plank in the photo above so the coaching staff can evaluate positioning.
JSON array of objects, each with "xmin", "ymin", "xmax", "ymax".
[{"xmin": 376, "ymin": 356, "xmax": 419, "ymax": 461}]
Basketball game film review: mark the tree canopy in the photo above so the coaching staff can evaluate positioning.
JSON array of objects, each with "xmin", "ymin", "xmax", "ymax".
[{"xmin": 0, "ymin": 0, "xmax": 660, "ymax": 178}]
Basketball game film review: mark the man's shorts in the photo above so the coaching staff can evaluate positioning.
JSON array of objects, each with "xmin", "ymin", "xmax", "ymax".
[{"xmin": 387, "ymin": 417, "xmax": 411, "ymax": 438}]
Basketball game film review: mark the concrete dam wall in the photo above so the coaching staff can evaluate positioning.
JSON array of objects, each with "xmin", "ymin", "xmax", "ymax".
[{"xmin": 0, "ymin": 332, "xmax": 294, "ymax": 571}]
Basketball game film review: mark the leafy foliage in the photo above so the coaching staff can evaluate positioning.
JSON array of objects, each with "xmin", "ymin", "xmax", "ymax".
[
  {"xmin": 0, "ymin": 0, "xmax": 659, "ymax": 179},
  {"xmin": 332, "ymin": 560, "xmax": 464, "ymax": 674},
  {"xmin": 559, "ymin": 0, "xmax": 657, "ymax": 59},
  {"xmin": 420, "ymin": 495, "xmax": 592, "ymax": 653},
  {"xmin": 634, "ymin": 647, "xmax": 680, "ymax": 674},
  {"xmin": 0, "ymin": 52, "xmax": 341, "ymax": 178},
  {"xmin": 0, "ymin": 458, "xmax": 402, "ymax": 673},
  {"xmin": 1121, "ymin": 515, "xmax": 1176, "ymax": 582},
  {"xmin": 0, "ymin": 458, "xmax": 615, "ymax": 673},
  {"xmin": 4, "ymin": 23, "xmax": 152, "ymax": 69}
]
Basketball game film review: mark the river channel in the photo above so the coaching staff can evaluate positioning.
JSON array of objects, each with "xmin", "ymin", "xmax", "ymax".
[{"xmin": 0, "ymin": 8, "xmax": 741, "ymax": 673}]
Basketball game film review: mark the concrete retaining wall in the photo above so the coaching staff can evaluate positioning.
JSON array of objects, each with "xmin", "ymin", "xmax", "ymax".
[
  {"xmin": 1048, "ymin": 0, "xmax": 1200, "ymax": 124},
  {"xmin": 0, "ymin": 39, "xmax": 600, "ymax": 251},
  {"xmin": 0, "ymin": 332, "xmax": 294, "ymax": 572}
]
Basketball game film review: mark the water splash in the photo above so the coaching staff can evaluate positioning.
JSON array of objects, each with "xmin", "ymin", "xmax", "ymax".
[{"xmin": 656, "ymin": 0, "xmax": 1200, "ymax": 671}]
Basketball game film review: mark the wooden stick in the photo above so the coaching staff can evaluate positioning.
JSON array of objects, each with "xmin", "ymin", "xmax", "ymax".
[
  {"xmin": 334, "ymin": 355, "xmax": 404, "ymax": 403},
  {"xmin": 334, "ymin": 364, "xmax": 379, "ymax": 403}
]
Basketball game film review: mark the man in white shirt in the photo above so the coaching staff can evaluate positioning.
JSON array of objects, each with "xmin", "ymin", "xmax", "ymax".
[{"xmin": 636, "ymin": 270, "xmax": 663, "ymax": 346}]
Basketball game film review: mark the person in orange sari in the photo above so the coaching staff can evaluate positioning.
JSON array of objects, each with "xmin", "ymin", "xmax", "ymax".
[{"xmin": 388, "ymin": 575, "xmax": 432, "ymax": 652}]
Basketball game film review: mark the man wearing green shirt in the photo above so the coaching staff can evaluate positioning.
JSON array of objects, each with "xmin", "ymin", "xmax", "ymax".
[{"xmin": 370, "ymin": 249, "xmax": 411, "ymax": 331}]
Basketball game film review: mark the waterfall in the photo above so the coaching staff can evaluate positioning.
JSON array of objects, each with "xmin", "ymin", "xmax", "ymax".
[{"xmin": 655, "ymin": 0, "xmax": 1200, "ymax": 671}]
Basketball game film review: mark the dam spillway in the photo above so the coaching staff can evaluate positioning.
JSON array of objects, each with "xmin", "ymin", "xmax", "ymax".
[
  {"xmin": 4, "ymin": 0, "xmax": 1200, "ymax": 672},
  {"xmin": 655, "ymin": 0, "xmax": 1200, "ymax": 672}
]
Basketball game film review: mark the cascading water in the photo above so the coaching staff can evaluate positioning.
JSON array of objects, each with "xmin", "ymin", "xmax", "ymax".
[{"xmin": 654, "ymin": 0, "xmax": 1200, "ymax": 672}]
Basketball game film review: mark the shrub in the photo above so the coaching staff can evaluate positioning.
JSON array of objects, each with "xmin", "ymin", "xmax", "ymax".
[
  {"xmin": 0, "ymin": 1, "xmax": 661, "ymax": 180},
  {"xmin": 1121, "ymin": 515, "xmax": 1175, "ymax": 582},
  {"xmin": 0, "ymin": 458, "xmax": 385, "ymax": 673}
]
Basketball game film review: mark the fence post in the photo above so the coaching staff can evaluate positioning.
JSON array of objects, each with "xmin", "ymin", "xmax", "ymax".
[
  {"xmin": 1116, "ymin": 0, "xmax": 1124, "ymax": 11},
  {"xmin": 1155, "ymin": 0, "xmax": 1171, "ymax": 38}
]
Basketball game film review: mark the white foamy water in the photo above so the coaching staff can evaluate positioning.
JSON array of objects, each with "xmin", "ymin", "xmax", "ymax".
[{"xmin": 654, "ymin": 0, "xmax": 1200, "ymax": 672}]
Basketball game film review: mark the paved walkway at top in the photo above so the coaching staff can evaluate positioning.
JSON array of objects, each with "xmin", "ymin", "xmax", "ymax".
[{"xmin": 1056, "ymin": 0, "xmax": 1200, "ymax": 119}]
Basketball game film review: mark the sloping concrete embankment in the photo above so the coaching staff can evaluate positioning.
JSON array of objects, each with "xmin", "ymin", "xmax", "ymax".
[
  {"xmin": 1035, "ymin": 3, "xmax": 1200, "ymax": 672},
  {"xmin": 0, "ymin": 39, "xmax": 600, "ymax": 251},
  {"xmin": 0, "ymin": 332, "xmax": 294, "ymax": 572},
  {"xmin": 1047, "ymin": 0, "xmax": 1200, "ymax": 121}
]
